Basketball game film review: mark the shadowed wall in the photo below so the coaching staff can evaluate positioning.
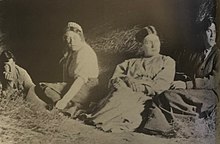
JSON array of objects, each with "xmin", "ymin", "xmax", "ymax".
[{"xmin": 0, "ymin": 0, "xmax": 216, "ymax": 82}]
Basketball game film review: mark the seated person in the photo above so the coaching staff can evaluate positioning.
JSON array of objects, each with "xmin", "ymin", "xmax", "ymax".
[
  {"xmin": 0, "ymin": 50, "xmax": 34, "ymax": 96},
  {"xmin": 85, "ymin": 26, "xmax": 175, "ymax": 133},
  {"xmin": 142, "ymin": 18, "xmax": 220, "ymax": 137},
  {"xmin": 27, "ymin": 22, "xmax": 99, "ymax": 116}
]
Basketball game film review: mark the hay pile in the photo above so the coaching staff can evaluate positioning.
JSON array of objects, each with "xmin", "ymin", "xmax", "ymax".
[{"xmin": 85, "ymin": 26, "xmax": 143, "ymax": 100}]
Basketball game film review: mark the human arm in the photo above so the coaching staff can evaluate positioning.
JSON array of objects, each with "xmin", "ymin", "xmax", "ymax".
[
  {"xmin": 22, "ymin": 70, "xmax": 35, "ymax": 90},
  {"xmin": 185, "ymin": 51, "xmax": 220, "ymax": 89},
  {"xmin": 111, "ymin": 60, "xmax": 129, "ymax": 80},
  {"xmin": 56, "ymin": 46, "xmax": 99, "ymax": 109},
  {"xmin": 170, "ymin": 80, "xmax": 187, "ymax": 89},
  {"xmin": 118, "ymin": 57, "xmax": 176, "ymax": 95},
  {"xmin": 55, "ymin": 76, "xmax": 85, "ymax": 109},
  {"xmin": 169, "ymin": 72, "xmax": 191, "ymax": 89},
  {"xmin": 14, "ymin": 66, "xmax": 35, "ymax": 92},
  {"xmin": 109, "ymin": 60, "xmax": 130, "ymax": 89},
  {"xmin": 142, "ymin": 57, "xmax": 175, "ymax": 95},
  {"xmin": 185, "ymin": 76, "xmax": 215, "ymax": 89}
]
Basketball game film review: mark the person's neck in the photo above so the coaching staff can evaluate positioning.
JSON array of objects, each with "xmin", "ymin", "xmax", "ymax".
[
  {"xmin": 69, "ymin": 44, "xmax": 84, "ymax": 52},
  {"xmin": 204, "ymin": 45, "xmax": 213, "ymax": 51},
  {"xmin": 144, "ymin": 53, "xmax": 160, "ymax": 58},
  {"xmin": 204, "ymin": 40, "xmax": 216, "ymax": 50}
]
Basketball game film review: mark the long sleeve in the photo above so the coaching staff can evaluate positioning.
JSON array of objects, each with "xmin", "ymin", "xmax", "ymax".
[
  {"xmin": 186, "ymin": 76, "xmax": 215, "ymax": 89},
  {"xmin": 22, "ymin": 70, "xmax": 35, "ymax": 90},
  {"xmin": 186, "ymin": 49, "xmax": 220, "ymax": 91},
  {"xmin": 110, "ymin": 56, "xmax": 175, "ymax": 95},
  {"xmin": 111, "ymin": 60, "xmax": 129, "ymax": 80},
  {"xmin": 15, "ymin": 66, "xmax": 35, "ymax": 92},
  {"xmin": 143, "ymin": 57, "xmax": 175, "ymax": 95}
]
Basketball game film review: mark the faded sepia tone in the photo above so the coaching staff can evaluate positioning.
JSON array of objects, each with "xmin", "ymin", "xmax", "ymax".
[
  {"xmin": 0, "ymin": 0, "xmax": 219, "ymax": 144},
  {"xmin": 216, "ymin": 1, "xmax": 220, "ymax": 144}
]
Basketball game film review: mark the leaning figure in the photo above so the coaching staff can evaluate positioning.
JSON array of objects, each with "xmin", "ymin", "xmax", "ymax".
[{"xmin": 86, "ymin": 26, "xmax": 175, "ymax": 133}]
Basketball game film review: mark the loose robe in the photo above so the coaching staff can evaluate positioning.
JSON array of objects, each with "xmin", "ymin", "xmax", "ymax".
[{"xmin": 91, "ymin": 54, "xmax": 175, "ymax": 132}]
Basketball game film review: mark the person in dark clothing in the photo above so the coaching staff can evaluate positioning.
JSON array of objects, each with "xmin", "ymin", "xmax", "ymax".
[{"xmin": 140, "ymin": 18, "xmax": 220, "ymax": 137}]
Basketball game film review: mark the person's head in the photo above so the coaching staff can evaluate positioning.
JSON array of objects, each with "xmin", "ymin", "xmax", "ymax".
[
  {"xmin": 0, "ymin": 50, "xmax": 16, "ymax": 75},
  {"xmin": 135, "ymin": 26, "xmax": 161, "ymax": 57},
  {"xmin": 63, "ymin": 22, "xmax": 85, "ymax": 51},
  {"xmin": 201, "ymin": 18, "xmax": 216, "ymax": 49}
]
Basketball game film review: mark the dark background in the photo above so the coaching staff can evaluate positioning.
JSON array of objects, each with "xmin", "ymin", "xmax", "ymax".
[{"xmin": 0, "ymin": 0, "xmax": 216, "ymax": 83}]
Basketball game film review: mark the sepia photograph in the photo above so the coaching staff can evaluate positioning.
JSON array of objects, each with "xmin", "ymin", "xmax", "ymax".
[{"xmin": 0, "ymin": 0, "xmax": 219, "ymax": 144}]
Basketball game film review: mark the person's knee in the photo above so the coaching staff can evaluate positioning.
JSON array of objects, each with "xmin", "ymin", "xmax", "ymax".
[{"xmin": 26, "ymin": 86, "xmax": 48, "ymax": 109}]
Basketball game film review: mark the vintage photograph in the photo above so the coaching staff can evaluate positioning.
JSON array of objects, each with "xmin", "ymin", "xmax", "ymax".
[{"xmin": 0, "ymin": 0, "xmax": 219, "ymax": 143}]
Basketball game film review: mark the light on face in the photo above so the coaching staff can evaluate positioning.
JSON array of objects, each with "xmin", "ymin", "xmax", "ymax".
[
  {"xmin": 143, "ymin": 39, "xmax": 153, "ymax": 48},
  {"xmin": 4, "ymin": 64, "xmax": 10, "ymax": 72},
  {"xmin": 142, "ymin": 34, "xmax": 160, "ymax": 57},
  {"xmin": 63, "ymin": 31, "xmax": 82, "ymax": 50},
  {"xmin": 205, "ymin": 23, "xmax": 216, "ymax": 47},
  {"xmin": 3, "ymin": 58, "xmax": 15, "ymax": 73}
]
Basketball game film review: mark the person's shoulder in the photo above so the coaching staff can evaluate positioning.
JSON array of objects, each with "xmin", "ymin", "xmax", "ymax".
[
  {"xmin": 158, "ymin": 55, "xmax": 175, "ymax": 67},
  {"xmin": 127, "ymin": 57, "xmax": 139, "ymax": 61},
  {"xmin": 124, "ymin": 57, "xmax": 141, "ymax": 63},
  {"xmin": 212, "ymin": 45, "xmax": 220, "ymax": 60},
  {"xmin": 15, "ymin": 65, "xmax": 27, "ymax": 72},
  {"xmin": 160, "ymin": 54, "xmax": 175, "ymax": 62},
  {"xmin": 78, "ymin": 43, "xmax": 96, "ymax": 56},
  {"xmin": 213, "ymin": 45, "xmax": 220, "ymax": 53},
  {"xmin": 115, "ymin": 58, "xmax": 136, "ymax": 66},
  {"xmin": 15, "ymin": 65, "xmax": 29, "ymax": 76},
  {"xmin": 81, "ymin": 43, "xmax": 94, "ymax": 51}
]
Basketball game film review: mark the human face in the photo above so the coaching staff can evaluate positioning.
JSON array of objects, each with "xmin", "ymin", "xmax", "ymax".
[
  {"xmin": 203, "ymin": 23, "xmax": 216, "ymax": 49},
  {"xmin": 63, "ymin": 31, "xmax": 83, "ymax": 51},
  {"xmin": 142, "ymin": 34, "xmax": 160, "ymax": 57},
  {"xmin": 3, "ymin": 59, "xmax": 15, "ymax": 72},
  {"xmin": 3, "ymin": 58, "xmax": 16, "ymax": 81}
]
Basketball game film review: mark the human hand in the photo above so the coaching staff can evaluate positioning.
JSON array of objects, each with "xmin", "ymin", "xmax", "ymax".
[
  {"xmin": 170, "ymin": 81, "xmax": 186, "ymax": 89},
  {"xmin": 175, "ymin": 72, "xmax": 191, "ymax": 81},
  {"xmin": 3, "ymin": 72, "xmax": 14, "ymax": 81},
  {"xmin": 123, "ymin": 77, "xmax": 144, "ymax": 92},
  {"xmin": 111, "ymin": 77, "xmax": 128, "ymax": 90}
]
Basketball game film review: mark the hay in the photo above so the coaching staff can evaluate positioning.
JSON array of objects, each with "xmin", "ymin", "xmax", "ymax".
[
  {"xmin": 87, "ymin": 26, "xmax": 141, "ymax": 55},
  {"xmin": 0, "ymin": 26, "xmax": 218, "ymax": 144},
  {"xmin": 86, "ymin": 26, "xmax": 144, "ymax": 100},
  {"xmin": 175, "ymin": 113, "xmax": 216, "ymax": 139}
]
